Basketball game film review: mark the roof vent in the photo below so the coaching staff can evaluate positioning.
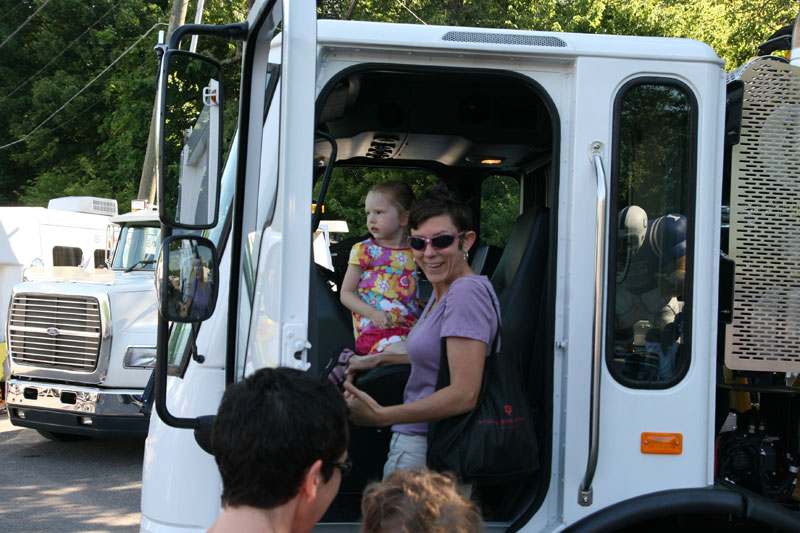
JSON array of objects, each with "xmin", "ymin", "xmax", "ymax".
[
  {"xmin": 47, "ymin": 196, "xmax": 119, "ymax": 216},
  {"xmin": 442, "ymin": 31, "xmax": 567, "ymax": 48}
]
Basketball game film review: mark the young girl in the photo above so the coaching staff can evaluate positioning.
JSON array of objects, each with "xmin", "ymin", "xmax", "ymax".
[{"xmin": 340, "ymin": 181, "xmax": 419, "ymax": 367}]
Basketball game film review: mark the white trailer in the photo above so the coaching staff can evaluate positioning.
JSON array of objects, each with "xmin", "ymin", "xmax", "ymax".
[{"xmin": 140, "ymin": 3, "xmax": 800, "ymax": 531}]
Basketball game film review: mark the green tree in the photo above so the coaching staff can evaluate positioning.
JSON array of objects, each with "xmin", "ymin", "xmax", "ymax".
[
  {"xmin": 0, "ymin": 0, "xmax": 246, "ymax": 209},
  {"xmin": 1, "ymin": 0, "xmax": 798, "ymax": 211}
]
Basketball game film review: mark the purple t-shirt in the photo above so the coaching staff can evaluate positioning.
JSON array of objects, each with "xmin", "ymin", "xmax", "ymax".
[{"xmin": 393, "ymin": 275, "xmax": 500, "ymax": 436}]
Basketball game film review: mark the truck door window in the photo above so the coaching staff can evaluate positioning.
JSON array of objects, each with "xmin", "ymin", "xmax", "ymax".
[
  {"xmin": 94, "ymin": 249, "xmax": 106, "ymax": 268},
  {"xmin": 481, "ymin": 174, "xmax": 520, "ymax": 246},
  {"xmin": 111, "ymin": 226, "xmax": 160, "ymax": 270},
  {"xmin": 168, "ymin": 135, "xmax": 238, "ymax": 373},
  {"xmin": 477, "ymin": 175, "xmax": 520, "ymax": 278},
  {"xmin": 53, "ymin": 246, "xmax": 82, "ymax": 266},
  {"xmin": 609, "ymin": 79, "xmax": 697, "ymax": 388}
]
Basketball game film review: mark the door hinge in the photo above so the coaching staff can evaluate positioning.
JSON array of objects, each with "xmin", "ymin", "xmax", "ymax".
[{"xmin": 283, "ymin": 323, "xmax": 311, "ymax": 371}]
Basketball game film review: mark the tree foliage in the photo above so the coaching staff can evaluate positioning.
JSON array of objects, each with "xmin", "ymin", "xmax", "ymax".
[
  {"xmin": 0, "ymin": 0, "xmax": 797, "ymax": 210},
  {"xmin": 0, "ymin": 0, "xmax": 246, "ymax": 209}
]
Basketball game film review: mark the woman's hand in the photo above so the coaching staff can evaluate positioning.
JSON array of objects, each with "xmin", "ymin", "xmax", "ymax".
[
  {"xmin": 344, "ymin": 381, "xmax": 387, "ymax": 427},
  {"xmin": 347, "ymin": 354, "xmax": 380, "ymax": 376}
]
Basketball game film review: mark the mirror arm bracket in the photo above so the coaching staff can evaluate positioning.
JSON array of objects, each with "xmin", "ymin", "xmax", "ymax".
[
  {"xmin": 168, "ymin": 22, "xmax": 249, "ymax": 50},
  {"xmin": 155, "ymin": 313, "xmax": 199, "ymax": 430},
  {"xmin": 191, "ymin": 323, "xmax": 205, "ymax": 364}
]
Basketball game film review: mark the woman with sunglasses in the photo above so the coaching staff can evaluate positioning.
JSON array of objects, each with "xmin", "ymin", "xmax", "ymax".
[{"xmin": 345, "ymin": 184, "xmax": 500, "ymax": 480}]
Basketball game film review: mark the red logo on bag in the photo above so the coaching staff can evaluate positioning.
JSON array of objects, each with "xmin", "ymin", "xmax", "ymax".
[{"xmin": 504, "ymin": 404, "xmax": 512, "ymax": 416}]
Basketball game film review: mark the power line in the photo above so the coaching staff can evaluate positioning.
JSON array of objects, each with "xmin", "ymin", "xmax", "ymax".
[
  {"xmin": 24, "ymin": 97, "xmax": 104, "ymax": 143},
  {"xmin": 395, "ymin": 0, "xmax": 426, "ymax": 25},
  {"xmin": 0, "ymin": 0, "xmax": 54, "ymax": 50},
  {"xmin": 1, "ymin": 0, "xmax": 126, "ymax": 103},
  {"xmin": 0, "ymin": 2, "xmax": 27, "ymax": 24},
  {"xmin": 0, "ymin": 22, "xmax": 167, "ymax": 151}
]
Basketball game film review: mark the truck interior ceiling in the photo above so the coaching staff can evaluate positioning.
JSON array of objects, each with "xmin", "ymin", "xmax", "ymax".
[{"xmin": 309, "ymin": 66, "xmax": 558, "ymax": 524}]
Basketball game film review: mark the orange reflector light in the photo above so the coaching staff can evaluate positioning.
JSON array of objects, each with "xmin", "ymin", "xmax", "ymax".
[{"xmin": 641, "ymin": 432, "xmax": 682, "ymax": 454}]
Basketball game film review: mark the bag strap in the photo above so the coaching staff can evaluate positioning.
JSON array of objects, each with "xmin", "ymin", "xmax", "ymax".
[{"xmin": 435, "ymin": 281, "xmax": 501, "ymax": 390}]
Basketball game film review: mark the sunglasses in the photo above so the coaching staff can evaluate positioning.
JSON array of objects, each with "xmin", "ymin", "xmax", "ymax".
[
  {"xmin": 331, "ymin": 458, "xmax": 353, "ymax": 476},
  {"xmin": 408, "ymin": 232, "xmax": 466, "ymax": 251}
]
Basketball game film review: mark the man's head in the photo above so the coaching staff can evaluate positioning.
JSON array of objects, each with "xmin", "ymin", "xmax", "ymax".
[{"xmin": 211, "ymin": 367, "xmax": 349, "ymax": 524}]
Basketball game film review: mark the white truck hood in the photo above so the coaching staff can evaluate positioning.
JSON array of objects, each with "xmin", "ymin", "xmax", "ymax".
[{"xmin": 22, "ymin": 266, "xmax": 155, "ymax": 288}]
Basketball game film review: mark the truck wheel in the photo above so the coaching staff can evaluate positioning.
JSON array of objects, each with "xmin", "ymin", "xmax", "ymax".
[{"xmin": 36, "ymin": 430, "xmax": 88, "ymax": 442}]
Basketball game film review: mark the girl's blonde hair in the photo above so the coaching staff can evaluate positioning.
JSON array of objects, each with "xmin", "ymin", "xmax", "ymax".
[
  {"xmin": 360, "ymin": 469, "xmax": 484, "ymax": 533},
  {"xmin": 369, "ymin": 180, "xmax": 416, "ymax": 214}
]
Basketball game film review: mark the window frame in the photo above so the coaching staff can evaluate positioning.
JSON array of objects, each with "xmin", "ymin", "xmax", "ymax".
[
  {"xmin": 606, "ymin": 76, "xmax": 698, "ymax": 390},
  {"xmin": 52, "ymin": 246, "xmax": 83, "ymax": 267},
  {"xmin": 479, "ymin": 173, "xmax": 522, "ymax": 249}
]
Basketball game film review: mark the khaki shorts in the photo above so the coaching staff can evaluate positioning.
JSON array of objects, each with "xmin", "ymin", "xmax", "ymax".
[{"xmin": 383, "ymin": 432, "xmax": 428, "ymax": 479}]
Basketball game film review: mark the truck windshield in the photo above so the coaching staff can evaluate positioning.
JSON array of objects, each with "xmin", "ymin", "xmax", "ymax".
[{"xmin": 112, "ymin": 225, "xmax": 161, "ymax": 270}]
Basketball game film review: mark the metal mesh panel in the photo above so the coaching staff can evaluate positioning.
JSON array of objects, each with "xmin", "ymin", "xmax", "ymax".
[
  {"xmin": 92, "ymin": 198, "xmax": 117, "ymax": 215},
  {"xmin": 442, "ymin": 31, "xmax": 566, "ymax": 48},
  {"xmin": 8, "ymin": 293, "xmax": 101, "ymax": 371},
  {"xmin": 725, "ymin": 57, "xmax": 800, "ymax": 372}
]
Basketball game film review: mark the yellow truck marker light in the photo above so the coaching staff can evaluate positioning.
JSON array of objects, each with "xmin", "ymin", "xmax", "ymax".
[{"xmin": 641, "ymin": 432, "xmax": 682, "ymax": 454}]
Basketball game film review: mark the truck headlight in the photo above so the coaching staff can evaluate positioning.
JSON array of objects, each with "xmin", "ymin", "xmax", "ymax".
[{"xmin": 123, "ymin": 346, "xmax": 157, "ymax": 369}]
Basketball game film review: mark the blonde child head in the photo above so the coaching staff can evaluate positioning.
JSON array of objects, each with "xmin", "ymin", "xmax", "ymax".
[
  {"xmin": 360, "ymin": 468, "xmax": 484, "ymax": 533},
  {"xmin": 364, "ymin": 181, "xmax": 416, "ymax": 244}
]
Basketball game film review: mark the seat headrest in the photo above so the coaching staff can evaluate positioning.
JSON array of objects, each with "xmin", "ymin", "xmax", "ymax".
[{"xmin": 490, "ymin": 209, "xmax": 545, "ymax": 293}]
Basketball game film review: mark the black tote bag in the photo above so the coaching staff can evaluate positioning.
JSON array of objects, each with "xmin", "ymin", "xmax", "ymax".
[{"xmin": 426, "ymin": 287, "xmax": 539, "ymax": 485}]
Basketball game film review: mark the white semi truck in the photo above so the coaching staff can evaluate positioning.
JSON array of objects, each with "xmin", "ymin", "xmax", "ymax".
[
  {"xmin": 0, "ymin": 196, "xmax": 118, "ymax": 354},
  {"xmin": 4, "ymin": 209, "xmax": 160, "ymax": 439},
  {"xmin": 140, "ymin": 3, "xmax": 800, "ymax": 531}
]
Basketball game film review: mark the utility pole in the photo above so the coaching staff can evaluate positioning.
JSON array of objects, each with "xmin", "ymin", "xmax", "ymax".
[
  {"xmin": 137, "ymin": 0, "xmax": 189, "ymax": 207},
  {"xmin": 189, "ymin": 0, "xmax": 206, "ymax": 53}
]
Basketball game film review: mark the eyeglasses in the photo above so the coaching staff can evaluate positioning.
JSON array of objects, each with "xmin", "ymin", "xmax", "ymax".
[
  {"xmin": 331, "ymin": 458, "xmax": 352, "ymax": 476},
  {"xmin": 408, "ymin": 232, "xmax": 466, "ymax": 251}
]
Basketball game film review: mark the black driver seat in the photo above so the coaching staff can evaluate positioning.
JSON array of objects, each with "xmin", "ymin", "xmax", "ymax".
[{"xmin": 490, "ymin": 207, "xmax": 549, "ymax": 396}]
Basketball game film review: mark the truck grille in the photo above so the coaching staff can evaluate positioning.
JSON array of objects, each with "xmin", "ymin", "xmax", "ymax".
[{"xmin": 8, "ymin": 294, "xmax": 102, "ymax": 372}]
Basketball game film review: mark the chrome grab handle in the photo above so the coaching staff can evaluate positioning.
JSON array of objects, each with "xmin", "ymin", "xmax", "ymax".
[{"xmin": 579, "ymin": 143, "xmax": 608, "ymax": 506}]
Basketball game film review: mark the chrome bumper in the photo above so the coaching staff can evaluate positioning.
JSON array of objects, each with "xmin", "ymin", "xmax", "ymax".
[{"xmin": 5, "ymin": 378, "xmax": 145, "ymax": 416}]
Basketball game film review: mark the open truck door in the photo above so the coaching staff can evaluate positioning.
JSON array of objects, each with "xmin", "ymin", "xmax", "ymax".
[
  {"xmin": 557, "ymin": 50, "xmax": 727, "ymax": 523},
  {"xmin": 141, "ymin": 2, "xmax": 318, "ymax": 530}
]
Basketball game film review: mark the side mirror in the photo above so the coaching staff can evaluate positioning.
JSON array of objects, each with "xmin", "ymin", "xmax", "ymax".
[
  {"xmin": 157, "ymin": 50, "xmax": 224, "ymax": 229},
  {"xmin": 155, "ymin": 235, "xmax": 218, "ymax": 323}
]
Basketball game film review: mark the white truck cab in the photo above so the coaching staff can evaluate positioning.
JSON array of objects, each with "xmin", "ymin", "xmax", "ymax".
[
  {"xmin": 0, "ymin": 196, "xmax": 118, "ymax": 359},
  {"xmin": 140, "ymin": 2, "xmax": 800, "ymax": 531},
  {"xmin": 4, "ymin": 210, "xmax": 160, "ymax": 439}
]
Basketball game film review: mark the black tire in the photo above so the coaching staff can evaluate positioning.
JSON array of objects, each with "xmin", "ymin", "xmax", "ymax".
[{"xmin": 36, "ymin": 430, "xmax": 88, "ymax": 442}]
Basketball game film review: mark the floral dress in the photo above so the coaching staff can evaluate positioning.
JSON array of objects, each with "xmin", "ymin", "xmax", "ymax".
[{"xmin": 348, "ymin": 238, "xmax": 419, "ymax": 354}]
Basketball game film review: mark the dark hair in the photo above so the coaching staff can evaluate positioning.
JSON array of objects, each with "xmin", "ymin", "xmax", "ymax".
[
  {"xmin": 408, "ymin": 183, "xmax": 472, "ymax": 232},
  {"xmin": 369, "ymin": 180, "xmax": 416, "ymax": 213},
  {"xmin": 361, "ymin": 469, "xmax": 484, "ymax": 533},
  {"xmin": 211, "ymin": 367, "xmax": 349, "ymax": 510}
]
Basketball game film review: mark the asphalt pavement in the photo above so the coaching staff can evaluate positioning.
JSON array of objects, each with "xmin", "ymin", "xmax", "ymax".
[{"xmin": 0, "ymin": 415, "xmax": 144, "ymax": 532}]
